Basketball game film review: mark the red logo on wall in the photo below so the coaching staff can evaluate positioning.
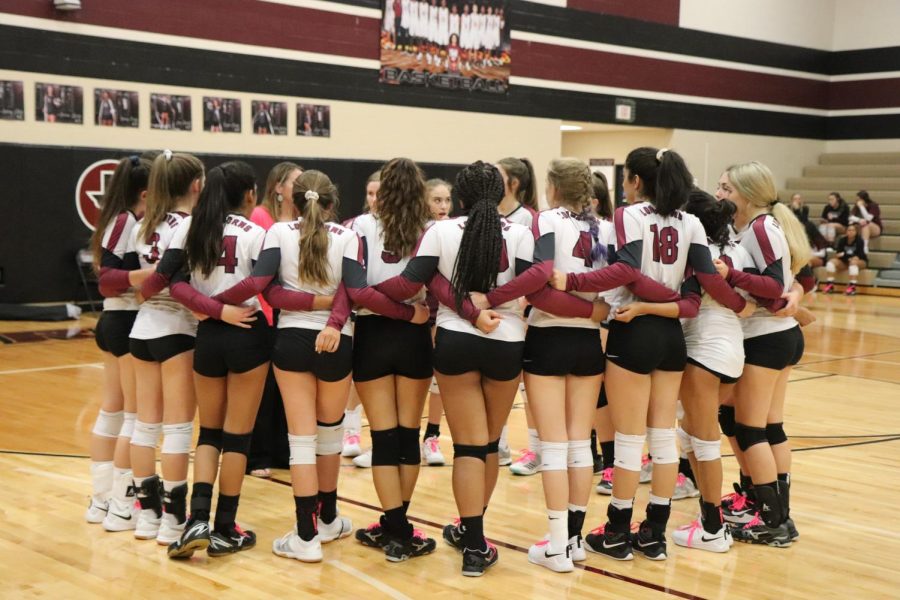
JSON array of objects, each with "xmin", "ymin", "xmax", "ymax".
[{"xmin": 76, "ymin": 159, "xmax": 120, "ymax": 231}]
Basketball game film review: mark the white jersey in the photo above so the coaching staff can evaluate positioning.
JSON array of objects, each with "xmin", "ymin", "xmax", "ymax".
[
  {"xmin": 438, "ymin": 6, "xmax": 449, "ymax": 45},
  {"xmin": 596, "ymin": 218, "xmax": 626, "ymax": 321},
  {"xmin": 428, "ymin": 4, "xmax": 438, "ymax": 42},
  {"xmin": 449, "ymin": 13, "xmax": 460, "ymax": 39},
  {"xmin": 351, "ymin": 213, "xmax": 426, "ymax": 316},
  {"xmin": 384, "ymin": 0, "xmax": 395, "ymax": 33},
  {"xmin": 682, "ymin": 242, "xmax": 753, "ymax": 378},
  {"xmin": 265, "ymin": 220, "xmax": 359, "ymax": 335},
  {"xmin": 100, "ymin": 210, "xmax": 139, "ymax": 311},
  {"xmin": 400, "ymin": 0, "xmax": 411, "ymax": 29},
  {"xmin": 503, "ymin": 203, "xmax": 536, "ymax": 229},
  {"xmin": 417, "ymin": 217, "xmax": 533, "ymax": 342},
  {"xmin": 130, "ymin": 212, "xmax": 198, "ymax": 339},
  {"xmin": 460, "ymin": 13, "xmax": 470, "ymax": 49},
  {"xmin": 528, "ymin": 207, "xmax": 605, "ymax": 330},
  {"xmin": 740, "ymin": 214, "xmax": 798, "ymax": 339},
  {"xmin": 172, "ymin": 214, "xmax": 266, "ymax": 312}
]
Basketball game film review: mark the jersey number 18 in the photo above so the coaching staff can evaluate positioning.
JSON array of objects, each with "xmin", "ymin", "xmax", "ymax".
[{"xmin": 650, "ymin": 225, "xmax": 678, "ymax": 265}]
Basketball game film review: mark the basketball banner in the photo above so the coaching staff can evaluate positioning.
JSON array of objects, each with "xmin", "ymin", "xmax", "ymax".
[{"xmin": 379, "ymin": 0, "xmax": 510, "ymax": 95}]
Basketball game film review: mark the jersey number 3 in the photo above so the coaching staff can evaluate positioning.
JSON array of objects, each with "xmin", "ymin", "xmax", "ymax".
[
  {"xmin": 650, "ymin": 225, "xmax": 678, "ymax": 265},
  {"xmin": 218, "ymin": 235, "xmax": 239, "ymax": 273}
]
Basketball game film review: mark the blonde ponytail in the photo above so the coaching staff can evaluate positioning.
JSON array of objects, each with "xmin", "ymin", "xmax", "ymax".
[
  {"xmin": 294, "ymin": 171, "xmax": 338, "ymax": 287},
  {"xmin": 140, "ymin": 151, "xmax": 204, "ymax": 242},
  {"xmin": 771, "ymin": 201, "xmax": 812, "ymax": 275}
]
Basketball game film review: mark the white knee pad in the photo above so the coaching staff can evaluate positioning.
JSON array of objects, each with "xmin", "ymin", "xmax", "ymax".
[
  {"xmin": 849, "ymin": 264, "xmax": 859, "ymax": 277},
  {"xmin": 289, "ymin": 434, "xmax": 317, "ymax": 465},
  {"xmin": 692, "ymin": 437, "xmax": 721, "ymax": 462},
  {"xmin": 676, "ymin": 426, "xmax": 693, "ymax": 455},
  {"xmin": 539, "ymin": 441, "xmax": 568, "ymax": 471},
  {"xmin": 131, "ymin": 420, "xmax": 161, "ymax": 448},
  {"xmin": 826, "ymin": 261, "xmax": 836, "ymax": 273},
  {"xmin": 567, "ymin": 439, "xmax": 593, "ymax": 469},
  {"xmin": 119, "ymin": 412, "xmax": 136, "ymax": 439},
  {"xmin": 316, "ymin": 422, "xmax": 344, "ymax": 456},
  {"xmin": 613, "ymin": 432, "xmax": 646, "ymax": 472},
  {"xmin": 92, "ymin": 410, "xmax": 124, "ymax": 438},
  {"xmin": 161, "ymin": 422, "xmax": 193, "ymax": 454},
  {"xmin": 648, "ymin": 428, "xmax": 678, "ymax": 465}
]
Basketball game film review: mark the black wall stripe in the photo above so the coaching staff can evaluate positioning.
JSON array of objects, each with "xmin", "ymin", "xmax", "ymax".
[
  {"xmin": 830, "ymin": 46, "xmax": 900, "ymax": 75},
  {"xmin": 828, "ymin": 114, "xmax": 900, "ymax": 139}
]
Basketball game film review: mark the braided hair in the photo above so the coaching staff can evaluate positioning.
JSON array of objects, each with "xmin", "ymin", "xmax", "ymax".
[
  {"xmin": 450, "ymin": 161, "xmax": 505, "ymax": 310},
  {"xmin": 547, "ymin": 157, "xmax": 606, "ymax": 263}
]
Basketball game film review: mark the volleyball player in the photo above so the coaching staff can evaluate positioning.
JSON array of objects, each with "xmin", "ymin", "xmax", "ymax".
[
  {"xmin": 553, "ymin": 148, "xmax": 753, "ymax": 561},
  {"xmin": 128, "ymin": 151, "xmax": 204, "ymax": 544},
  {"xmin": 88, "ymin": 155, "xmax": 152, "ymax": 530},
  {"xmin": 822, "ymin": 222, "xmax": 867, "ymax": 295}
]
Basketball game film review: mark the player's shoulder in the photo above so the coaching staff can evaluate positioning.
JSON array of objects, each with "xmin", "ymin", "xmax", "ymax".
[
  {"xmin": 326, "ymin": 221, "xmax": 355, "ymax": 238},
  {"xmin": 225, "ymin": 213, "xmax": 265, "ymax": 235}
]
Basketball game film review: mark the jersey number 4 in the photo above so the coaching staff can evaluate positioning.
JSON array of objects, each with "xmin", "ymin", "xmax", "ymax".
[
  {"xmin": 650, "ymin": 225, "xmax": 679, "ymax": 265},
  {"xmin": 218, "ymin": 235, "xmax": 239, "ymax": 273}
]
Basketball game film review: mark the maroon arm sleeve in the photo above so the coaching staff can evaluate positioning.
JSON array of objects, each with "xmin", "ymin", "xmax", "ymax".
[
  {"xmin": 427, "ymin": 272, "xmax": 480, "ymax": 325},
  {"xmin": 98, "ymin": 268, "xmax": 133, "ymax": 297},
  {"xmin": 526, "ymin": 286, "xmax": 594, "ymax": 319},
  {"xmin": 325, "ymin": 284, "xmax": 353, "ymax": 331},
  {"xmin": 485, "ymin": 261, "xmax": 551, "ymax": 307},
  {"xmin": 626, "ymin": 274, "xmax": 681, "ymax": 303},
  {"xmin": 213, "ymin": 247, "xmax": 280, "ymax": 304},
  {"xmin": 170, "ymin": 280, "xmax": 225, "ymax": 320},
  {"xmin": 346, "ymin": 285, "xmax": 415, "ymax": 321},
  {"xmin": 566, "ymin": 261, "xmax": 644, "ymax": 293},
  {"xmin": 696, "ymin": 272, "xmax": 748, "ymax": 312},
  {"xmin": 675, "ymin": 291, "xmax": 702, "ymax": 319},
  {"xmin": 261, "ymin": 282, "xmax": 316, "ymax": 312},
  {"xmin": 375, "ymin": 274, "xmax": 426, "ymax": 302},
  {"xmin": 726, "ymin": 269, "xmax": 784, "ymax": 300}
]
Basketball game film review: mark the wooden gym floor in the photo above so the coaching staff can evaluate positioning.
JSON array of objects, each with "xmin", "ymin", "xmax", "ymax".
[{"xmin": 2, "ymin": 294, "xmax": 899, "ymax": 599}]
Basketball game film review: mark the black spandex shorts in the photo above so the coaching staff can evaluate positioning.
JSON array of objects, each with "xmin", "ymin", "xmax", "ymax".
[
  {"xmin": 606, "ymin": 315, "xmax": 686, "ymax": 375},
  {"xmin": 687, "ymin": 357, "xmax": 739, "ymax": 385},
  {"xmin": 433, "ymin": 328, "xmax": 524, "ymax": 382},
  {"xmin": 129, "ymin": 334, "xmax": 195, "ymax": 363},
  {"xmin": 193, "ymin": 313, "xmax": 271, "ymax": 378},
  {"xmin": 272, "ymin": 327, "xmax": 352, "ymax": 382},
  {"xmin": 353, "ymin": 315, "xmax": 432, "ymax": 382},
  {"xmin": 743, "ymin": 326, "xmax": 804, "ymax": 371},
  {"xmin": 523, "ymin": 326, "xmax": 605, "ymax": 377},
  {"xmin": 95, "ymin": 310, "xmax": 137, "ymax": 357}
]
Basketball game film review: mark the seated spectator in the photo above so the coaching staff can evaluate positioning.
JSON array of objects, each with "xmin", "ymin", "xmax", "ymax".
[
  {"xmin": 790, "ymin": 193, "xmax": 809, "ymax": 223},
  {"xmin": 819, "ymin": 192, "xmax": 849, "ymax": 243},
  {"xmin": 822, "ymin": 223, "xmax": 867, "ymax": 296},
  {"xmin": 850, "ymin": 190, "xmax": 882, "ymax": 252}
]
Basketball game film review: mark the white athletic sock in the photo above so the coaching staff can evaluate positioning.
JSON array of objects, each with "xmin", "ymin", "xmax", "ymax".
[
  {"xmin": 547, "ymin": 509, "xmax": 568, "ymax": 553},
  {"xmin": 528, "ymin": 428, "xmax": 540, "ymax": 455},
  {"xmin": 162, "ymin": 479, "xmax": 187, "ymax": 492},
  {"xmin": 344, "ymin": 405, "xmax": 362, "ymax": 432},
  {"xmin": 499, "ymin": 424, "xmax": 509, "ymax": 449},
  {"xmin": 649, "ymin": 493, "xmax": 671, "ymax": 506},
  {"xmin": 568, "ymin": 503, "xmax": 588, "ymax": 514},
  {"xmin": 133, "ymin": 475, "xmax": 148, "ymax": 488},
  {"xmin": 111, "ymin": 468, "xmax": 133, "ymax": 500},
  {"xmin": 611, "ymin": 496, "xmax": 633, "ymax": 510},
  {"xmin": 90, "ymin": 461, "xmax": 114, "ymax": 498}
]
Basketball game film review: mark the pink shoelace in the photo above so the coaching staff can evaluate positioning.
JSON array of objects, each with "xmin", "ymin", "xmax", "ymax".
[
  {"xmin": 742, "ymin": 513, "xmax": 763, "ymax": 529},
  {"xmin": 589, "ymin": 522, "xmax": 640, "ymax": 536},
  {"xmin": 676, "ymin": 473, "xmax": 688, "ymax": 486},
  {"xmin": 514, "ymin": 450, "xmax": 536, "ymax": 464},
  {"xmin": 600, "ymin": 467, "xmax": 614, "ymax": 483},
  {"xmin": 365, "ymin": 521, "xmax": 381, "ymax": 532},
  {"xmin": 344, "ymin": 433, "xmax": 361, "ymax": 446},
  {"xmin": 731, "ymin": 493, "xmax": 751, "ymax": 511},
  {"xmin": 425, "ymin": 437, "xmax": 440, "ymax": 453}
]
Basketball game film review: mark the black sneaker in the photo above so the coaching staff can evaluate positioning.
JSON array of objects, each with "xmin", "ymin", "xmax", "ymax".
[
  {"xmin": 722, "ymin": 484, "xmax": 756, "ymax": 525},
  {"xmin": 207, "ymin": 525, "xmax": 257, "ymax": 556},
  {"xmin": 462, "ymin": 543, "xmax": 498, "ymax": 577},
  {"xmin": 167, "ymin": 519, "xmax": 210, "ymax": 559},
  {"xmin": 785, "ymin": 517, "xmax": 799, "ymax": 540},
  {"xmin": 443, "ymin": 520, "xmax": 463, "ymax": 551},
  {"xmin": 356, "ymin": 518, "xmax": 389, "ymax": 548},
  {"xmin": 584, "ymin": 523, "xmax": 633, "ymax": 561},
  {"xmin": 383, "ymin": 529, "xmax": 437, "ymax": 562},
  {"xmin": 633, "ymin": 521, "xmax": 667, "ymax": 560},
  {"xmin": 730, "ymin": 515, "xmax": 792, "ymax": 547}
]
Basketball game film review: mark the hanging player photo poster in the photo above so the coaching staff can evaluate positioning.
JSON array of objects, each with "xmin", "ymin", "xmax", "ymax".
[
  {"xmin": 203, "ymin": 96, "xmax": 241, "ymax": 133},
  {"xmin": 36, "ymin": 83, "xmax": 84, "ymax": 123},
  {"xmin": 94, "ymin": 89, "xmax": 139, "ymax": 127},
  {"xmin": 297, "ymin": 104, "xmax": 331, "ymax": 137},
  {"xmin": 150, "ymin": 93, "xmax": 192, "ymax": 130},
  {"xmin": 251, "ymin": 100, "xmax": 288, "ymax": 135},
  {"xmin": 0, "ymin": 81, "xmax": 24, "ymax": 120},
  {"xmin": 379, "ymin": 0, "xmax": 510, "ymax": 94}
]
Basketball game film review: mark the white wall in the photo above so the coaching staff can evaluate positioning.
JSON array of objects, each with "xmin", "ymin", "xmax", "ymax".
[
  {"xmin": 825, "ymin": 139, "xmax": 900, "ymax": 153},
  {"xmin": 832, "ymin": 0, "xmax": 900, "ymax": 50},
  {"xmin": 562, "ymin": 128, "xmax": 674, "ymax": 165}
]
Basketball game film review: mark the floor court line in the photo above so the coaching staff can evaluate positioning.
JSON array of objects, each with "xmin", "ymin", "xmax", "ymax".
[
  {"xmin": 329, "ymin": 560, "xmax": 415, "ymax": 600},
  {"xmin": 0, "ymin": 363, "xmax": 103, "ymax": 376}
]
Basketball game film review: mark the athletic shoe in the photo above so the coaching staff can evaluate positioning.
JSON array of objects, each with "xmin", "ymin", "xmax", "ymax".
[
  {"xmin": 672, "ymin": 473, "xmax": 701, "ymax": 500},
  {"xmin": 845, "ymin": 283, "xmax": 857, "ymax": 296},
  {"xmin": 593, "ymin": 455, "xmax": 604, "ymax": 475},
  {"xmin": 209, "ymin": 524, "xmax": 256, "ymax": 556},
  {"xmin": 85, "ymin": 497, "xmax": 108, "ymax": 524},
  {"xmin": 821, "ymin": 281, "xmax": 835, "ymax": 294},
  {"xmin": 273, "ymin": 529, "xmax": 323, "ymax": 562},
  {"xmin": 509, "ymin": 450, "xmax": 540, "ymax": 476},
  {"xmin": 342, "ymin": 430, "xmax": 362, "ymax": 458},
  {"xmin": 584, "ymin": 523, "xmax": 634, "ymax": 561},
  {"xmin": 633, "ymin": 521, "xmax": 668, "ymax": 560},
  {"xmin": 595, "ymin": 467, "xmax": 614, "ymax": 495},
  {"xmin": 318, "ymin": 512, "xmax": 352, "ymax": 543},
  {"xmin": 639, "ymin": 456, "xmax": 653, "ymax": 484},
  {"xmin": 672, "ymin": 520, "xmax": 731, "ymax": 553},
  {"xmin": 722, "ymin": 486, "xmax": 756, "ymax": 525},
  {"xmin": 498, "ymin": 444, "xmax": 512, "ymax": 467},
  {"xmin": 422, "ymin": 436, "xmax": 445, "ymax": 466},
  {"xmin": 356, "ymin": 518, "xmax": 388, "ymax": 548},
  {"xmin": 443, "ymin": 518, "xmax": 463, "ymax": 550},
  {"xmin": 157, "ymin": 512, "xmax": 185, "ymax": 545},
  {"xmin": 569, "ymin": 534, "xmax": 586, "ymax": 562},
  {"xmin": 785, "ymin": 517, "xmax": 799, "ymax": 540},
  {"xmin": 527, "ymin": 538, "xmax": 574, "ymax": 572},
  {"xmin": 103, "ymin": 497, "xmax": 137, "ymax": 532},
  {"xmin": 352, "ymin": 448, "xmax": 372, "ymax": 469},
  {"xmin": 167, "ymin": 519, "xmax": 210, "ymax": 559},
  {"xmin": 462, "ymin": 542, "xmax": 498, "ymax": 577},
  {"xmin": 134, "ymin": 509, "xmax": 161, "ymax": 540},
  {"xmin": 730, "ymin": 514, "xmax": 792, "ymax": 547},
  {"xmin": 384, "ymin": 529, "xmax": 437, "ymax": 562}
]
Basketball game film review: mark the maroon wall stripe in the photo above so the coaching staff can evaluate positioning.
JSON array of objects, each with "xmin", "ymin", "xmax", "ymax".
[
  {"xmin": 829, "ymin": 78, "xmax": 900, "ymax": 110},
  {"xmin": 567, "ymin": 0, "xmax": 680, "ymax": 27}
]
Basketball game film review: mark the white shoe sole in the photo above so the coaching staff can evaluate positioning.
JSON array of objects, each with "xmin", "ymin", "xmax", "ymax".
[
  {"xmin": 527, "ymin": 555, "xmax": 574, "ymax": 573},
  {"xmin": 673, "ymin": 537, "xmax": 730, "ymax": 553},
  {"xmin": 425, "ymin": 456, "xmax": 445, "ymax": 466},
  {"xmin": 134, "ymin": 528, "xmax": 160, "ymax": 540},
  {"xmin": 273, "ymin": 544, "xmax": 323, "ymax": 562},
  {"xmin": 85, "ymin": 507, "xmax": 107, "ymax": 524},
  {"xmin": 341, "ymin": 446, "xmax": 362, "ymax": 458},
  {"xmin": 103, "ymin": 514, "xmax": 137, "ymax": 532}
]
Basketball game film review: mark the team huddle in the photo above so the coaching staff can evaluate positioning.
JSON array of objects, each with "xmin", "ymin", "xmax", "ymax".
[{"xmin": 85, "ymin": 147, "xmax": 815, "ymax": 578}]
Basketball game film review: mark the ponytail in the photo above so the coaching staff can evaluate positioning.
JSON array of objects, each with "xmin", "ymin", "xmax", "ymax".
[
  {"xmin": 451, "ymin": 161, "xmax": 505, "ymax": 309},
  {"xmin": 771, "ymin": 202, "xmax": 812, "ymax": 275},
  {"xmin": 683, "ymin": 189, "xmax": 735, "ymax": 250},
  {"xmin": 186, "ymin": 161, "xmax": 256, "ymax": 276},
  {"xmin": 624, "ymin": 147, "xmax": 693, "ymax": 216},
  {"xmin": 497, "ymin": 156, "xmax": 538, "ymax": 210},
  {"xmin": 140, "ymin": 151, "xmax": 204, "ymax": 243},
  {"xmin": 293, "ymin": 170, "xmax": 339, "ymax": 287},
  {"xmin": 90, "ymin": 155, "xmax": 152, "ymax": 268},
  {"xmin": 591, "ymin": 171, "xmax": 612, "ymax": 220}
]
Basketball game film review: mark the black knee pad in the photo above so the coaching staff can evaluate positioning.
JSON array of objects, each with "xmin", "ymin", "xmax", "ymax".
[
  {"xmin": 198, "ymin": 427, "xmax": 224, "ymax": 451},
  {"xmin": 735, "ymin": 423, "xmax": 768, "ymax": 452},
  {"xmin": 453, "ymin": 443, "xmax": 488, "ymax": 462},
  {"xmin": 222, "ymin": 431, "xmax": 253, "ymax": 456},
  {"xmin": 718, "ymin": 406, "xmax": 736, "ymax": 437},
  {"xmin": 398, "ymin": 426, "xmax": 421, "ymax": 466},
  {"xmin": 766, "ymin": 422, "xmax": 788, "ymax": 445},
  {"xmin": 486, "ymin": 438, "xmax": 500, "ymax": 454},
  {"xmin": 371, "ymin": 427, "xmax": 401, "ymax": 466}
]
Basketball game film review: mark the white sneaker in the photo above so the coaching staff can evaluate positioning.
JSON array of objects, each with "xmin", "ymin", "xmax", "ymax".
[
  {"xmin": 134, "ymin": 509, "xmax": 161, "ymax": 540},
  {"xmin": 498, "ymin": 444, "xmax": 511, "ymax": 466},
  {"xmin": 527, "ymin": 539, "xmax": 574, "ymax": 573},
  {"xmin": 85, "ymin": 496, "xmax": 108, "ymax": 524},
  {"xmin": 639, "ymin": 455, "xmax": 653, "ymax": 484},
  {"xmin": 318, "ymin": 513, "xmax": 353, "ymax": 543},
  {"xmin": 569, "ymin": 535, "xmax": 586, "ymax": 562},
  {"xmin": 342, "ymin": 430, "xmax": 362, "ymax": 458},
  {"xmin": 353, "ymin": 448, "xmax": 372, "ymax": 469},
  {"xmin": 156, "ymin": 512, "xmax": 185, "ymax": 545},
  {"xmin": 273, "ymin": 530, "xmax": 323, "ymax": 562},
  {"xmin": 103, "ymin": 498, "xmax": 137, "ymax": 532},
  {"xmin": 672, "ymin": 520, "xmax": 731, "ymax": 553},
  {"xmin": 672, "ymin": 473, "xmax": 701, "ymax": 500},
  {"xmin": 422, "ymin": 436, "xmax": 445, "ymax": 466},
  {"xmin": 509, "ymin": 450, "xmax": 540, "ymax": 476}
]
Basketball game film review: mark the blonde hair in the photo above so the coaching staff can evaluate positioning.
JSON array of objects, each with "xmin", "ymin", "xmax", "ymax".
[
  {"xmin": 547, "ymin": 157, "xmax": 593, "ymax": 214},
  {"xmin": 293, "ymin": 170, "xmax": 338, "ymax": 287},
  {"xmin": 140, "ymin": 152, "xmax": 204, "ymax": 243},
  {"xmin": 726, "ymin": 162, "xmax": 811, "ymax": 275},
  {"xmin": 261, "ymin": 162, "xmax": 301, "ymax": 220}
]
